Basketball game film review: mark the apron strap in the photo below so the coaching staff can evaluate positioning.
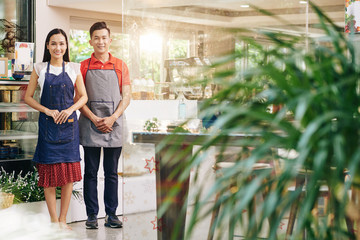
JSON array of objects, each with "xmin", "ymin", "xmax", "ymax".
[
  {"xmin": 46, "ymin": 62, "xmax": 50, "ymax": 74},
  {"xmin": 62, "ymin": 61, "xmax": 65, "ymax": 73},
  {"xmin": 84, "ymin": 58, "xmax": 92, "ymax": 82},
  {"xmin": 111, "ymin": 63, "xmax": 121, "ymax": 91}
]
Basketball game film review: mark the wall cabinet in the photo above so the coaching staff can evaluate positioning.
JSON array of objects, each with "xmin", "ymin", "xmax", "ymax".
[{"xmin": 0, "ymin": 80, "xmax": 39, "ymax": 174}]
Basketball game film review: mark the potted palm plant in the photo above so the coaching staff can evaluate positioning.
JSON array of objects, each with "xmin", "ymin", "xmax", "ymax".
[{"xmin": 160, "ymin": 2, "xmax": 360, "ymax": 240}]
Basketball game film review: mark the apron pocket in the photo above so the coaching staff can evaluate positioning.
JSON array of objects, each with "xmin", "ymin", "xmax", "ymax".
[
  {"xmin": 90, "ymin": 101, "xmax": 114, "ymax": 133},
  {"xmin": 50, "ymin": 84, "xmax": 66, "ymax": 107},
  {"xmin": 90, "ymin": 101, "xmax": 114, "ymax": 117},
  {"xmin": 45, "ymin": 117, "xmax": 74, "ymax": 143}
]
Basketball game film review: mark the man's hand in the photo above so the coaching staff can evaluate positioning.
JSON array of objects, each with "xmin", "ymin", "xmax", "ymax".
[
  {"xmin": 96, "ymin": 116, "xmax": 117, "ymax": 133},
  {"xmin": 90, "ymin": 115, "xmax": 107, "ymax": 133}
]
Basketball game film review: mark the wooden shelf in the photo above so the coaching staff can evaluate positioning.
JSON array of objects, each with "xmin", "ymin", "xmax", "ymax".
[
  {"xmin": 0, "ymin": 155, "xmax": 33, "ymax": 162},
  {"xmin": 0, "ymin": 130, "xmax": 38, "ymax": 140},
  {"xmin": 0, "ymin": 79, "xmax": 29, "ymax": 85},
  {"xmin": 0, "ymin": 103, "xmax": 37, "ymax": 113}
]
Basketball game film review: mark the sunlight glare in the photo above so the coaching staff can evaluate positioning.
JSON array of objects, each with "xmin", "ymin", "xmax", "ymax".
[{"xmin": 140, "ymin": 32, "xmax": 162, "ymax": 53}]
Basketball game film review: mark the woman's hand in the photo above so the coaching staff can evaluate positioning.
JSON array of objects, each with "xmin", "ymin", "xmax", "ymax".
[
  {"xmin": 44, "ymin": 108, "xmax": 60, "ymax": 121},
  {"xmin": 54, "ymin": 108, "xmax": 74, "ymax": 124}
]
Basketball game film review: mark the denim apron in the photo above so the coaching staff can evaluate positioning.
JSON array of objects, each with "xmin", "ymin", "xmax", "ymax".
[
  {"xmin": 33, "ymin": 62, "xmax": 81, "ymax": 164},
  {"xmin": 79, "ymin": 59, "xmax": 123, "ymax": 147}
]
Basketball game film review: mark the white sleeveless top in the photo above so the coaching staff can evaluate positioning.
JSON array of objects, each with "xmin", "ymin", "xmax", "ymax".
[{"xmin": 34, "ymin": 62, "xmax": 81, "ymax": 97}]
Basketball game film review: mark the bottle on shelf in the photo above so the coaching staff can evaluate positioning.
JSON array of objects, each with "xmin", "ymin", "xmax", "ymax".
[
  {"xmin": 204, "ymin": 84, "xmax": 212, "ymax": 98},
  {"xmin": 178, "ymin": 92, "xmax": 186, "ymax": 120}
]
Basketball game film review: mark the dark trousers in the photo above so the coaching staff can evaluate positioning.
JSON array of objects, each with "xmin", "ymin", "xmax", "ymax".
[{"xmin": 83, "ymin": 146, "xmax": 122, "ymax": 216}]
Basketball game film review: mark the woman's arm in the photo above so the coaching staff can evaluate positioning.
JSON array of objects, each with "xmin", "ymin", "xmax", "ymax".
[
  {"xmin": 24, "ymin": 69, "xmax": 60, "ymax": 119},
  {"xmin": 55, "ymin": 74, "xmax": 88, "ymax": 124}
]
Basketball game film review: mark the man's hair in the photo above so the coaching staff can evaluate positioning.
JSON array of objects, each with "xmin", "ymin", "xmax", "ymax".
[{"xmin": 89, "ymin": 21, "xmax": 110, "ymax": 38}]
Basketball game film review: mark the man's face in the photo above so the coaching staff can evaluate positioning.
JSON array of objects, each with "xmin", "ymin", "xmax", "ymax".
[{"xmin": 89, "ymin": 29, "xmax": 112, "ymax": 55}]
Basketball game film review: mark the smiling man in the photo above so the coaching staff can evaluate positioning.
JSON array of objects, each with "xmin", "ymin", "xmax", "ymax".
[{"xmin": 78, "ymin": 21, "xmax": 131, "ymax": 229}]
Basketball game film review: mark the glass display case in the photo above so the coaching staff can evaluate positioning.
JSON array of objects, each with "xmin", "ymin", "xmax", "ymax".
[{"xmin": 0, "ymin": 79, "xmax": 39, "ymax": 174}]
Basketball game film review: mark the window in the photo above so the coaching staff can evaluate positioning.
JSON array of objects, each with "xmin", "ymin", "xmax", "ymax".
[
  {"xmin": 69, "ymin": 29, "xmax": 130, "ymax": 64},
  {"xmin": 0, "ymin": 0, "xmax": 34, "ymax": 57},
  {"xmin": 139, "ymin": 32, "xmax": 162, "ymax": 82},
  {"xmin": 69, "ymin": 20, "xmax": 195, "ymax": 97},
  {"xmin": 168, "ymin": 38, "xmax": 189, "ymax": 59},
  {"xmin": 69, "ymin": 29, "xmax": 92, "ymax": 62}
]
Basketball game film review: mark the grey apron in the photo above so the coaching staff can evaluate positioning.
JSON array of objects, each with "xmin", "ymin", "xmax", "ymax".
[{"xmin": 79, "ymin": 59, "xmax": 123, "ymax": 147}]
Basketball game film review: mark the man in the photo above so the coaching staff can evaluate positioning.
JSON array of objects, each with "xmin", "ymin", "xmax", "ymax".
[{"xmin": 78, "ymin": 21, "xmax": 131, "ymax": 229}]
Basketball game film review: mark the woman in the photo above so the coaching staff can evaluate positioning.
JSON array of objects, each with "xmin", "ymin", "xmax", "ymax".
[{"xmin": 25, "ymin": 28, "xmax": 88, "ymax": 229}]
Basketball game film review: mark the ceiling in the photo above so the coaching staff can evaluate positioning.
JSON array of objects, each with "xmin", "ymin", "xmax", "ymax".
[{"xmin": 47, "ymin": 0, "xmax": 344, "ymax": 32}]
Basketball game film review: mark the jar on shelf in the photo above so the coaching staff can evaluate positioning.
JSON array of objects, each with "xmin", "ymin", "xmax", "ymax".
[
  {"xmin": 161, "ymin": 82, "xmax": 170, "ymax": 100},
  {"xmin": 146, "ymin": 79, "xmax": 154, "ymax": 100},
  {"xmin": 140, "ymin": 78, "xmax": 148, "ymax": 100},
  {"xmin": 131, "ymin": 78, "xmax": 141, "ymax": 100}
]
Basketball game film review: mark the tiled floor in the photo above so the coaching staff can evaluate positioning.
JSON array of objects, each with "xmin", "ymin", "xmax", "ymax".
[
  {"xmin": 69, "ymin": 209, "xmax": 211, "ymax": 240},
  {"xmin": 0, "ymin": 202, "xmax": 289, "ymax": 240},
  {"xmin": 68, "ymin": 206, "xmax": 289, "ymax": 240},
  {"xmin": 69, "ymin": 211, "xmax": 157, "ymax": 240}
]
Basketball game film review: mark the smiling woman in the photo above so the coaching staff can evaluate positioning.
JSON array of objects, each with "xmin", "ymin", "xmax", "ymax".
[{"xmin": 24, "ymin": 28, "xmax": 88, "ymax": 229}]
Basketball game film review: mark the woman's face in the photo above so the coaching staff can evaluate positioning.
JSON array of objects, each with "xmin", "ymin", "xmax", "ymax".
[{"xmin": 47, "ymin": 33, "xmax": 67, "ymax": 61}]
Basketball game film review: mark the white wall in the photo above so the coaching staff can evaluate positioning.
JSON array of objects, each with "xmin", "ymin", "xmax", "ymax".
[
  {"xmin": 35, "ymin": 0, "xmax": 124, "ymax": 62},
  {"xmin": 35, "ymin": 0, "xmax": 69, "ymax": 62}
]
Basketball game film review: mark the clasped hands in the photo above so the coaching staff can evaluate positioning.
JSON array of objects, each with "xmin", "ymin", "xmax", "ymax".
[
  {"xmin": 45, "ymin": 108, "xmax": 73, "ymax": 124},
  {"xmin": 45, "ymin": 108, "xmax": 116, "ymax": 133},
  {"xmin": 92, "ymin": 115, "xmax": 116, "ymax": 133}
]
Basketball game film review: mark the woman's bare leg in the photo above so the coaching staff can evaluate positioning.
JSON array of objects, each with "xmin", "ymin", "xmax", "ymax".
[
  {"xmin": 44, "ymin": 187, "xmax": 58, "ymax": 223},
  {"xmin": 58, "ymin": 182, "xmax": 73, "ymax": 228}
]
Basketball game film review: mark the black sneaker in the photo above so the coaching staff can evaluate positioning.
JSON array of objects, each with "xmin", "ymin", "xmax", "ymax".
[
  {"xmin": 85, "ymin": 214, "xmax": 98, "ymax": 229},
  {"xmin": 104, "ymin": 214, "xmax": 123, "ymax": 228}
]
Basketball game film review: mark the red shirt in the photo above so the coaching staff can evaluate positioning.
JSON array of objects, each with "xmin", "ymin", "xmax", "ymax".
[{"xmin": 80, "ymin": 53, "xmax": 130, "ymax": 93}]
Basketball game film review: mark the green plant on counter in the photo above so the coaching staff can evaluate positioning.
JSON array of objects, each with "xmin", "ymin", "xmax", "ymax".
[
  {"xmin": 161, "ymin": 2, "xmax": 360, "ymax": 240},
  {"xmin": 172, "ymin": 126, "xmax": 191, "ymax": 133},
  {"xmin": 0, "ymin": 167, "xmax": 82, "ymax": 203},
  {"xmin": 143, "ymin": 117, "xmax": 160, "ymax": 132}
]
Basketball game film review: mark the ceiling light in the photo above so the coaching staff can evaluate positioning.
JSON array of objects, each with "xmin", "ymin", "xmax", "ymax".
[
  {"xmin": 240, "ymin": 4, "xmax": 249, "ymax": 8},
  {"xmin": 299, "ymin": 1, "xmax": 307, "ymax": 4}
]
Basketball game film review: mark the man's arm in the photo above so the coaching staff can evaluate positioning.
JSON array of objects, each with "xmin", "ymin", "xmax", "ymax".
[
  {"xmin": 113, "ymin": 85, "xmax": 131, "ymax": 119},
  {"xmin": 96, "ymin": 85, "xmax": 131, "ymax": 133}
]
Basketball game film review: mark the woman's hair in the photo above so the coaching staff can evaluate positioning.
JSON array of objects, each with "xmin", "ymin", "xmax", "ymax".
[
  {"xmin": 42, "ymin": 28, "xmax": 70, "ymax": 62},
  {"xmin": 89, "ymin": 21, "xmax": 110, "ymax": 38}
]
